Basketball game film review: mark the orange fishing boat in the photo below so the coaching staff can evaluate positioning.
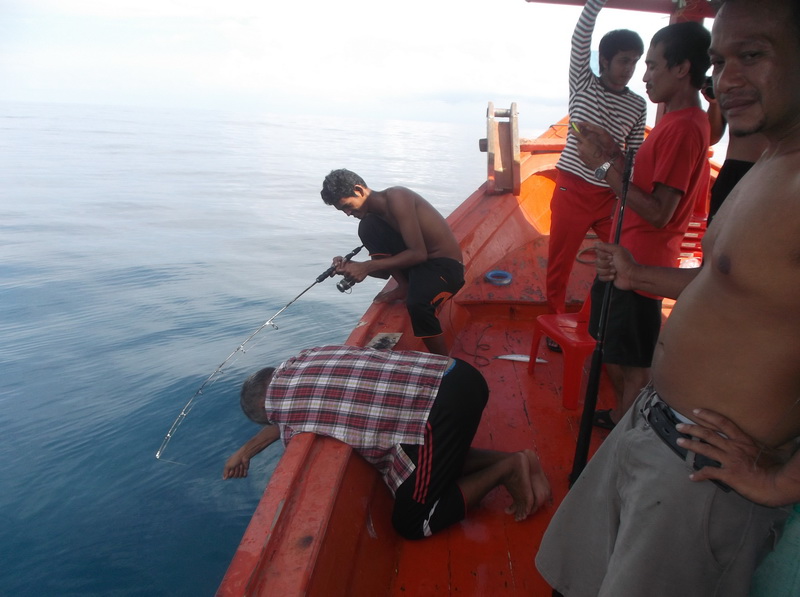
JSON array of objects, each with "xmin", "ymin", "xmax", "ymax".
[{"xmin": 217, "ymin": 1, "xmax": 717, "ymax": 594}]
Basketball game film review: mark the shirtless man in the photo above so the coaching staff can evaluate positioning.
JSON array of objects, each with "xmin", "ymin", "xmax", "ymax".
[
  {"xmin": 223, "ymin": 345, "xmax": 551, "ymax": 539},
  {"xmin": 321, "ymin": 169, "xmax": 464, "ymax": 355},
  {"xmin": 705, "ymin": 81, "xmax": 769, "ymax": 223},
  {"xmin": 536, "ymin": 0, "xmax": 800, "ymax": 594}
]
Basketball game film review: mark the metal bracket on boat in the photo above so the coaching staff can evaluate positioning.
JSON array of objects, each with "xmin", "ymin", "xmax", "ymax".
[{"xmin": 479, "ymin": 102, "xmax": 521, "ymax": 196}]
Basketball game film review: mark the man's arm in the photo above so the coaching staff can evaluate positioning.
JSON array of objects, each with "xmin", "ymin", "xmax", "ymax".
[
  {"xmin": 568, "ymin": 0, "xmax": 606, "ymax": 96},
  {"xmin": 595, "ymin": 241, "xmax": 700, "ymax": 300},
  {"xmin": 575, "ymin": 121, "xmax": 684, "ymax": 228},
  {"xmin": 677, "ymin": 409, "xmax": 800, "ymax": 507},
  {"xmin": 222, "ymin": 424, "xmax": 280, "ymax": 480},
  {"xmin": 340, "ymin": 190, "xmax": 428, "ymax": 282},
  {"xmin": 606, "ymin": 178, "xmax": 683, "ymax": 229}
]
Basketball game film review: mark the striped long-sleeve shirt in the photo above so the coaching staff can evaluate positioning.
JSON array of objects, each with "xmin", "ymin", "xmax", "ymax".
[
  {"xmin": 265, "ymin": 345, "xmax": 450, "ymax": 494},
  {"xmin": 556, "ymin": 0, "xmax": 647, "ymax": 185}
]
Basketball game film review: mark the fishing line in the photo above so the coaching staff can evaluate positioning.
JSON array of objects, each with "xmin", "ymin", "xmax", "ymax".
[
  {"xmin": 455, "ymin": 320, "xmax": 492, "ymax": 368},
  {"xmin": 155, "ymin": 245, "xmax": 363, "ymax": 462}
]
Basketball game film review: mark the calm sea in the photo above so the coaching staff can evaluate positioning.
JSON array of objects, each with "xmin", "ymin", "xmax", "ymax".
[{"xmin": 0, "ymin": 101, "xmax": 485, "ymax": 595}]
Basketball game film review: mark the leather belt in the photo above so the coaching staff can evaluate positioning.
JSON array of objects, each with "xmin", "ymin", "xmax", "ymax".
[{"xmin": 646, "ymin": 398, "xmax": 731, "ymax": 492}]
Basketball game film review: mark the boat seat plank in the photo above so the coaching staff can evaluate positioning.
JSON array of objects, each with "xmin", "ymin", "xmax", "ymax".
[{"xmin": 456, "ymin": 239, "xmax": 548, "ymax": 309}]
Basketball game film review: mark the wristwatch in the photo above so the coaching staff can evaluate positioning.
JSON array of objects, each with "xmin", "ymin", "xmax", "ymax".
[{"xmin": 594, "ymin": 160, "xmax": 613, "ymax": 181}]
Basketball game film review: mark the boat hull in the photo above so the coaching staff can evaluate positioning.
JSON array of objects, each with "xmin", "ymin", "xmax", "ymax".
[{"xmin": 218, "ymin": 118, "xmax": 719, "ymax": 595}]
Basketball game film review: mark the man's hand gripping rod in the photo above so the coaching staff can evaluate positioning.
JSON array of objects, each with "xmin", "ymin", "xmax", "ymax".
[
  {"xmin": 155, "ymin": 245, "xmax": 363, "ymax": 461},
  {"xmin": 315, "ymin": 244, "xmax": 363, "ymax": 283}
]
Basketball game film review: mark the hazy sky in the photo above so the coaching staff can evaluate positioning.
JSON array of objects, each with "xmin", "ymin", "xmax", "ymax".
[{"xmin": 2, "ymin": 0, "xmax": 695, "ymax": 130}]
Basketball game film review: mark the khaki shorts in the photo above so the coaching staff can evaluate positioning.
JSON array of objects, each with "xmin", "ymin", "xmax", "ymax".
[{"xmin": 536, "ymin": 387, "xmax": 788, "ymax": 597}]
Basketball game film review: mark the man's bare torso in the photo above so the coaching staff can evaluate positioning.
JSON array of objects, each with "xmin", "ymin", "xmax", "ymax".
[
  {"xmin": 378, "ymin": 186, "xmax": 462, "ymax": 262},
  {"xmin": 653, "ymin": 152, "xmax": 800, "ymax": 448}
]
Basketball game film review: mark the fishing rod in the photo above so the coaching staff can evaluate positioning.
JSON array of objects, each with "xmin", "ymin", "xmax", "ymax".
[
  {"xmin": 155, "ymin": 244, "xmax": 364, "ymax": 462},
  {"xmin": 569, "ymin": 148, "xmax": 635, "ymax": 485}
]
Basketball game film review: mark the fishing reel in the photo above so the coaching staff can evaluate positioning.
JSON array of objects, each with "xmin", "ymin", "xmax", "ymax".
[{"xmin": 336, "ymin": 276, "xmax": 356, "ymax": 292}]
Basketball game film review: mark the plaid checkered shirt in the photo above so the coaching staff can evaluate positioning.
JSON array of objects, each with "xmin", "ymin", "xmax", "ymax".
[{"xmin": 265, "ymin": 345, "xmax": 450, "ymax": 494}]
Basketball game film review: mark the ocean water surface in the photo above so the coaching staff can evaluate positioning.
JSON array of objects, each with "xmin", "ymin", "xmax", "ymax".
[{"xmin": 0, "ymin": 101, "xmax": 485, "ymax": 595}]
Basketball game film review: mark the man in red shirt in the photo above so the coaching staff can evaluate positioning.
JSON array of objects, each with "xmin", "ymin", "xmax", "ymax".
[
  {"xmin": 573, "ymin": 21, "xmax": 711, "ymax": 428},
  {"xmin": 537, "ymin": 1, "xmax": 800, "ymax": 592},
  {"xmin": 223, "ymin": 345, "xmax": 551, "ymax": 539}
]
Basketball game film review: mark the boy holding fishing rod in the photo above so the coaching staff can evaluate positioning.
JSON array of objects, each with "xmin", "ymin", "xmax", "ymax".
[
  {"xmin": 571, "ymin": 20, "xmax": 712, "ymax": 430},
  {"xmin": 321, "ymin": 168, "xmax": 464, "ymax": 356},
  {"xmin": 544, "ymin": 0, "xmax": 647, "ymax": 331}
]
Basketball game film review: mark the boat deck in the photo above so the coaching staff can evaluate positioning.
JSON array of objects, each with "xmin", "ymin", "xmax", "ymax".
[
  {"xmin": 217, "ymin": 250, "xmax": 617, "ymax": 596},
  {"xmin": 385, "ymin": 315, "xmax": 616, "ymax": 595},
  {"xmin": 217, "ymin": 120, "xmax": 706, "ymax": 596}
]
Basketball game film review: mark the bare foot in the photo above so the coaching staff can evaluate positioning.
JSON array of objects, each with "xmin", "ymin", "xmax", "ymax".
[
  {"xmin": 373, "ymin": 286, "xmax": 407, "ymax": 303},
  {"xmin": 523, "ymin": 449, "xmax": 552, "ymax": 514},
  {"xmin": 502, "ymin": 452, "xmax": 535, "ymax": 521}
]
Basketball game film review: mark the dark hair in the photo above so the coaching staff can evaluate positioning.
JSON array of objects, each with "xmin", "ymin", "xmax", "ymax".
[
  {"xmin": 320, "ymin": 169, "xmax": 367, "ymax": 206},
  {"xmin": 713, "ymin": 0, "xmax": 800, "ymax": 42},
  {"xmin": 651, "ymin": 21, "xmax": 712, "ymax": 89},
  {"xmin": 599, "ymin": 29, "xmax": 645, "ymax": 64},
  {"xmin": 239, "ymin": 367, "xmax": 275, "ymax": 424}
]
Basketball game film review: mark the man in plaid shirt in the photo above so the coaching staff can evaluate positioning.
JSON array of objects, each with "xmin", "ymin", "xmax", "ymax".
[{"xmin": 223, "ymin": 345, "xmax": 551, "ymax": 539}]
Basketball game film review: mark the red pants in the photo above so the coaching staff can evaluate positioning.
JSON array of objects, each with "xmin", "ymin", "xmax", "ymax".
[{"xmin": 546, "ymin": 169, "xmax": 616, "ymax": 313}]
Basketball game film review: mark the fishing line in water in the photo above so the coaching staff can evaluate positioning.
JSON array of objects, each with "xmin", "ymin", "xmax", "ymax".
[{"xmin": 155, "ymin": 245, "xmax": 364, "ymax": 462}]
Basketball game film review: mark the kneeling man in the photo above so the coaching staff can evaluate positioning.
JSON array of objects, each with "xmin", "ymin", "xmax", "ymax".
[{"xmin": 223, "ymin": 345, "xmax": 551, "ymax": 539}]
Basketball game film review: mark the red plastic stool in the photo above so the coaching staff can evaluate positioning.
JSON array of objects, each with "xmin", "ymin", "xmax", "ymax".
[{"xmin": 528, "ymin": 296, "xmax": 596, "ymax": 410}]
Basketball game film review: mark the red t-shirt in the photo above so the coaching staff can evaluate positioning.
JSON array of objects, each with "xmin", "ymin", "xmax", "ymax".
[{"xmin": 620, "ymin": 107, "xmax": 710, "ymax": 273}]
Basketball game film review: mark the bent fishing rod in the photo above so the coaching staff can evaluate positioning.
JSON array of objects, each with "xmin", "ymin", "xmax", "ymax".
[
  {"xmin": 569, "ymin": 148, "xmax": 635, "ymax": 485},
  {"xmin": 155, "ymin": 244, "xmax": 363, "ymax": 462}
]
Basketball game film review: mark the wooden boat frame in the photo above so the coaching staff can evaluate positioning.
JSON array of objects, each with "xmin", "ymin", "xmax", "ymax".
[{"xmin": 218, "ymin": 2, "xmax": 719, "ymax": 593}]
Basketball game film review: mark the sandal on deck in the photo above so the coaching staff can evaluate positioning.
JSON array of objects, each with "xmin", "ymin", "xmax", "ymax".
[
  {"xmin": 545, "ymin": 337, "xmax": 562, "ymax": 353},
  {"xmin": 593, "ymin": 409, "xmax": 617, "ymax": 430}
]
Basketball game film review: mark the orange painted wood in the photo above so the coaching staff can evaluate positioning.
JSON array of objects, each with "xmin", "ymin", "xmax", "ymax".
[
  {"xmin": 217, "ymin": 116, "xmax": 721, "ymax": 596},
  {"xmin": 529, "ymin": 297, "xmax": 596, "ymax": 410}
]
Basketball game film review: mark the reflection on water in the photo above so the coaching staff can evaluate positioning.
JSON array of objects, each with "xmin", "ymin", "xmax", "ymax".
[{"xmin": 0, "ymin": 101, "xmax": 484, "ymax": 595}]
